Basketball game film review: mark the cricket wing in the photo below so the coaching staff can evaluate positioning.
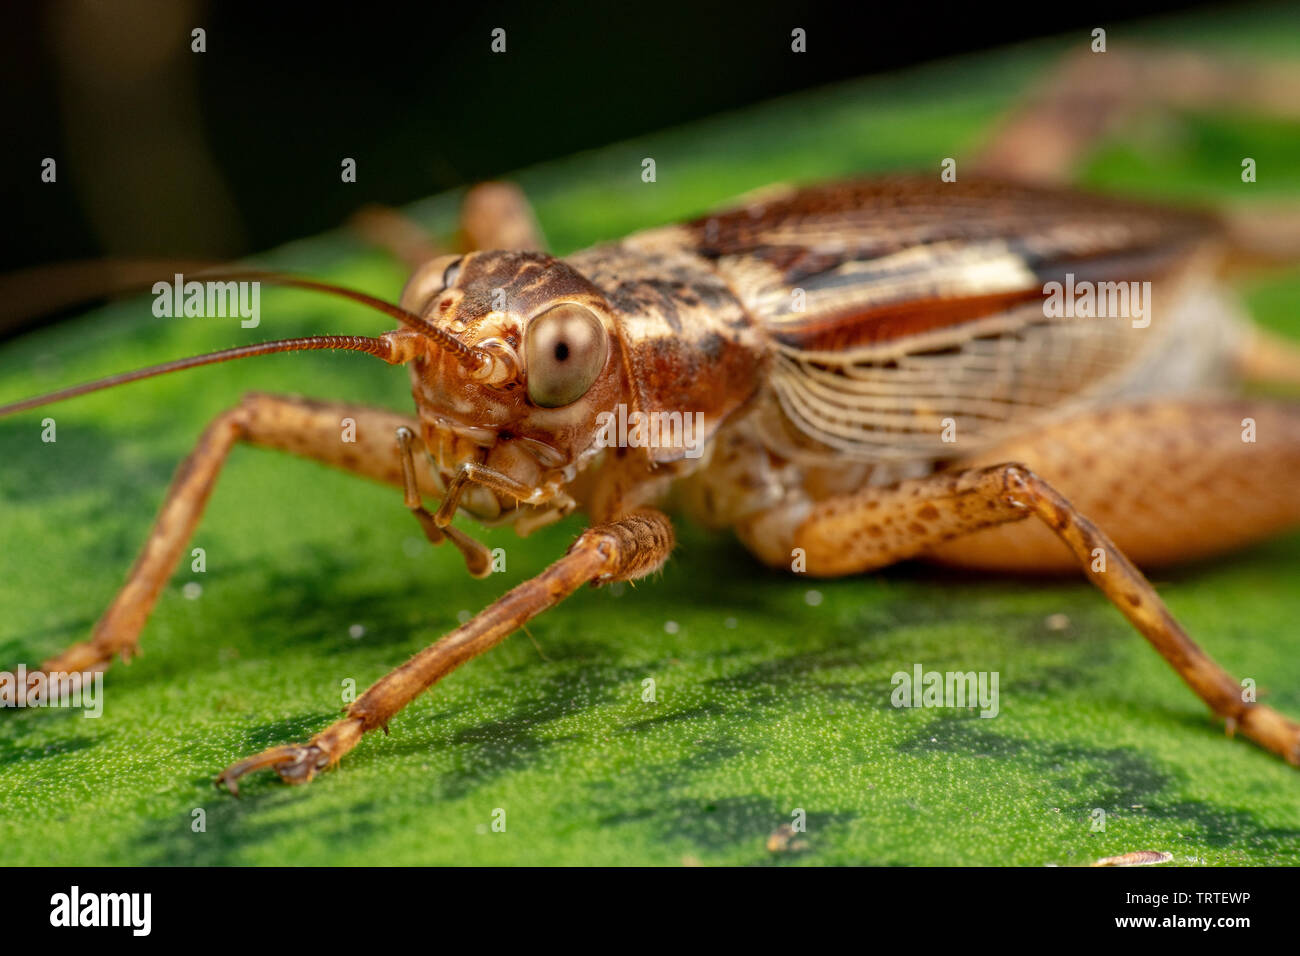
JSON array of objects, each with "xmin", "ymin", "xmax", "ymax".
[{"xmin": 636, "ymin": 177, "xmax": 1236, "ymax": 463}]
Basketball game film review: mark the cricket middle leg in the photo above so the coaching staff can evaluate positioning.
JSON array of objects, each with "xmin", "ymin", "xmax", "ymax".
[
  {"xmin": 735, "ymin": 399, "xmax": 1300, "ymax": 765},
  {"xmin": 216, "ymin": 509, "xmax": 674, "ymax": 793}
]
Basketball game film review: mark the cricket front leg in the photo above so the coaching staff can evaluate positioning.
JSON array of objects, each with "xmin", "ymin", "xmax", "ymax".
[
  {"xmin": 458, "ymin": 181, "xmax": 547, "ymax": 252},
  {"xmin": 216, "ymin": 510, "xmax": 673, "ymax": 793},
  {"xmin": 18, "ymin": 393, "xmax": 436, "ymax": 684},
  {"xmin": 736, "ymin": 409, "xmax": 1300, "ymax": 765},
  {"xmin": 351, "ymin": 181, "xmax": 546, "ymax": 268}
]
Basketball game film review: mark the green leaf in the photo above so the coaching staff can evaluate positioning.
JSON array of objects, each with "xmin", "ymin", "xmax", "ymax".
[{"xmin": 2, "ymin": 7, "xmax": 1299, "ymax": 865}]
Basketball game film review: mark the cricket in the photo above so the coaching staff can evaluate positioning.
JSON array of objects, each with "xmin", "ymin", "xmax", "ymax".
[{"xmin": 3, "ymin": 43, "xmax": 1300, "ymax": 803}]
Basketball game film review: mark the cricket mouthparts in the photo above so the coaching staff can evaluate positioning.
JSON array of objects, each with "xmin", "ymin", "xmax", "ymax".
[{"xmin": 464, "ymin": 338, "xmax": 521, "ymax": 387}]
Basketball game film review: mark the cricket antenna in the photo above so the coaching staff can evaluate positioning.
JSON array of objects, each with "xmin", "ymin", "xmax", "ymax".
[
  {"xmin": 0, "ymin": 336, "xmax": 403, "ymax": 418},
  {"xmin": 195, "ymin": 270, "xmax": 489, "ymax": 368},
  {"xmin": 0, "ymin": 270, "xmax": 495, "ymax": 418}
]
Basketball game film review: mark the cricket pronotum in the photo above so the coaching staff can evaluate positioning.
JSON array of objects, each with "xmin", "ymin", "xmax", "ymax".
[{"xmin": 3, "ymin": 48, "xmax": 1300, "ymax": 793}]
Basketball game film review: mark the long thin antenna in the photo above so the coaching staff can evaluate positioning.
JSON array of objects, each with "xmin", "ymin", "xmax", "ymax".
[
  {"xmin": 190, "ymin": 270, "xmax": 487, "ymax": 369},
  {"xmin": 0, "ymin": 262, "xmax": 481, "ymax": 366},
  {"xmin": 0, "ymin": 335, "xmax": 398, "ymax": 418}
]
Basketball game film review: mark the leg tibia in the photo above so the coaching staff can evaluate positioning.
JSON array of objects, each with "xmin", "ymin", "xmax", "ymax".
[
  {"xmin": 217, "ymin": 510, "xmax": 674, "ymax": 792},
  {"xmin": 36, "ymin": 393, "xmax": 431, "ymax": 677}
]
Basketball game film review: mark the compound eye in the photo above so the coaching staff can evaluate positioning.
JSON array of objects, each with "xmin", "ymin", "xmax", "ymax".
[
  {"xmin": 400, "ymin": 253, "xmax": 463, "ymax": 314},
  {"xmin": 441, "ymin": 257, "xmax": 462, "ymax": 289},
  {"xmin": 525, "ymin": 304, "xmax": 608, "ymax": 408}
]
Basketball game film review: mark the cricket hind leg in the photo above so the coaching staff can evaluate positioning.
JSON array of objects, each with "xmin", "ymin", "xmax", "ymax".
[
  {"xmin": 735, "ymin": 399, "xmax": 1300, "ymax": 765},
  {"xmin": 216, "ymin": 509, "xmax": 674, "ymax": 793},
  {"xmin": 926, "ymin": 399, "xmax": 1300, "ymax": 572},
  {"xmin": 17, "ymin": 392, "xmax": 441, "ymax": 682}
]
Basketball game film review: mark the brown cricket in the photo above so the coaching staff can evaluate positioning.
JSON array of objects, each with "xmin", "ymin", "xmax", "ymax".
[{"xmin": 3, "ymin": 48, "xmax": 1300, "ymax": 793}]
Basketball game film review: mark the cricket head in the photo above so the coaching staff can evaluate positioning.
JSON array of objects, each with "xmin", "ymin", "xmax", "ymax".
[
  {"xmin": 0, "ymin": 255, "xmax": 631, "ymax": 535},
  {"xmin": 398, "ymin": 250, "xmax": 629, "ymax": 521}
]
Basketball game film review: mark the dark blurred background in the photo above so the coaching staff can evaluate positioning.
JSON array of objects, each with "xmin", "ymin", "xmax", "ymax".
[{"xmin": 1, "ymin": 0, "xmax": 1228, "ymax": 288}]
